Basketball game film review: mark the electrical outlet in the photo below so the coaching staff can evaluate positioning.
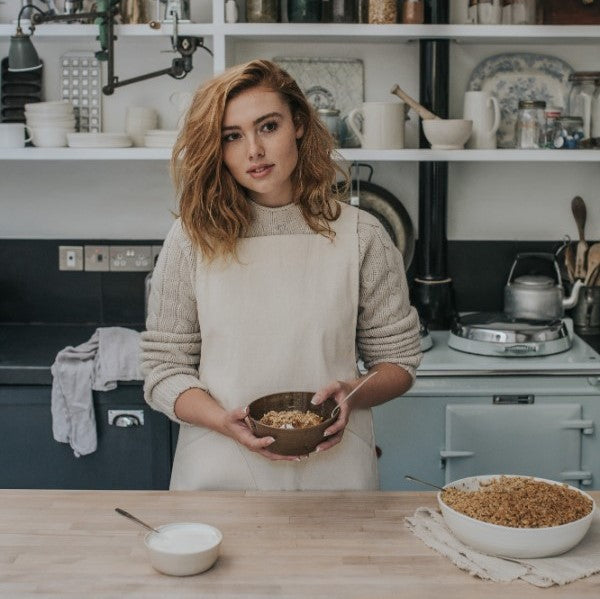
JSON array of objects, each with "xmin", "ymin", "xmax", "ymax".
[
  {"xmin": 59, "ymin": 245, "xmax": 84, "ymax": 271},
  {"xmin": 84, "ymin": 245, "xmax": 109, "ymax": 272},
  {"xmin": 109, "ymin": 245, "xmax": 153, "ymax": 272}
]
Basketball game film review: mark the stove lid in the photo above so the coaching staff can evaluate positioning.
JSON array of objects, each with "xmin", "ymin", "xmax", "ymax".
[{"xmin": 451, "ymin": 312, "xmax": 569, "ymax": 344}]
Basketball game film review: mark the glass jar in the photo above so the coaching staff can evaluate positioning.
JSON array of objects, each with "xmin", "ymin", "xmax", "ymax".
[
  {"xmin": 368, "ymin": 0, "xmax": 397, "ymax": 24},
  {"xmin": 317, "ymin": 108, "xmax": 341, "ymax": 147},
  {"xmin": 288, "ymin": 0, "xmax": 321, "ymax": 22},
  {"xmin": 568, "ymin": 72, "xmax": 600, "ymax": 141},
  {"xmin": 552, "ymin": 116, "xmax": 585, "ymax": 149},
  {"xmin": 246, "ymin": 0, "xmax": 278, "ymax": 22},
  {"xmin": 326, "ymin": 0, "xmax": 356, "ymax": 22},
  {"xmin": 543, "ymin": 105, "xmax": 562, "ymax": 148},
  {"xmin": 514, "ymin": 99, "xmax": 546, "ymax": 149},
  {"xmin": 402, "ymin": 0, "xmax": 424, "ymax": 24},
  {"xmin": 511, "ymin": 0, "xmax": 536, "ymax": 24},
  {"xmin": 592, "ymin": 80, "xmax": 600, "ymax": 146}
]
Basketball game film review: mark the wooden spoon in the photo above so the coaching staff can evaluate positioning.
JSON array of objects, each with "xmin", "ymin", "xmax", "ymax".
[
  {"xmin": 584, "ymin": 243, "xmax": 600, "ymax": 286},
  {"xmin": 390, "ymin": 84, "xmax": 441, "ymax": 121},
  {"xmin": 571, "ymin": 196, "xmax": 588, "ymax": 279},
  {"xmin": 564, "ymin": 242, "xmax": 576, "ymax": 283}
]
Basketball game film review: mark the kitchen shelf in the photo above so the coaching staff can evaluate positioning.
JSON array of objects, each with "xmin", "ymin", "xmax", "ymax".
[
  {"xmin": 3, "ymin": 147, "xmax": 600, "ymax": 161},
  {"xmin": 1, "ymin": 23, "xmax": 600, "ymax": 44}
]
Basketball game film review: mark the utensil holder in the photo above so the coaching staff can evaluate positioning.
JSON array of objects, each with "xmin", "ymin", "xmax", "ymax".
[{"xmin": 572, "ymin": 286, "xmax": 600, "ymax": 334}]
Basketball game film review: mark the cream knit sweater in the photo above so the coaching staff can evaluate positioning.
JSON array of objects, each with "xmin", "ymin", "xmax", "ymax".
[{"xmin": 141, "ymin": 201, "xmax": 422, "ymax": 422}]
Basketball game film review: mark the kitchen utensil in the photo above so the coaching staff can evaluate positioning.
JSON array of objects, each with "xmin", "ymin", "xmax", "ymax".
[
  {"xmin": 565, "ymin": 240, "xmax": 576, "ymax": 283},
  {"xmin": 572, "ymin": 286, "xmax": 600, "ymax": 333},
  {"xmin": 463, "ymin": 90, "xmax": 501, "ymax": 149},
  {"xmin": 572, "ymin": 195, "xmax": 588, "ymax": 279},
  {"xmin": 390, "ymin": 84, "xmax": 439, "ymax": 120},
  {"xmin": 448, "ymin": 312, "xmax": 572, "ymax": 357},
  {"xmin": 466, "ymin": 52, "xmax": 573, "ymax": 148},
  {"xmin": 584, "ymin": 242, "xmax": 600, "ymax": 285},
  {"xmin": 60, "ymin": 51, "xmax": 102, "ymax": 133},
  {"xmin": 335, "ymin": 163, "xmax": 415, "ymax": 267},
  {"xmin": 247, "ymin": 392, "xmax": 338, "ymax": 456},
  {"xmin": 115, "ymin": 507, "xmax": 160, "ymax": 533},
  {"xmin": 330, "ymin": 370, "xmax": 378, "ymax": 419},
  {"xmin": 404, "ymin": 474, "xmax": 444, "ymax": 491},
  {"xmin": 346, "ymin": 101, "xmax": 405, "ymax": 149},
  {"xmin": 438, "ymin": 474, "xmax": 595, "ymax": 558},
  {"xmin": 504, "ymin": 252, "xmax": 582, "ymax": 320},
  {"xmin": 421, "ymin": 119, "xmax": 473, "ymax": 149}
]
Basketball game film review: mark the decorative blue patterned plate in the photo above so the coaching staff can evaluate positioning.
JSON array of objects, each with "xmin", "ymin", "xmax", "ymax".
[{"xmin": 466, "ymin": 53, "xmax": 574, "ymax": 148}]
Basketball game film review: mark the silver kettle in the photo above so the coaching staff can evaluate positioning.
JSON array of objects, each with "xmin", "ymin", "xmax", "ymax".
[{"xmin": 504, "ymin": 252, "xmax": 583, "ymax": 321}]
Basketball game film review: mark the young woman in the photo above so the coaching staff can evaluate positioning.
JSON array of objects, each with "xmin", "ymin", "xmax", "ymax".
[{"xmin": 141, "ymin": 59, "xmax": 422, "ymax": 491}]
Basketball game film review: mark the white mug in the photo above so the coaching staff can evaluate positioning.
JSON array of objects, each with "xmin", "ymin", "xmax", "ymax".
[
  {"xmin": 463, "ymin": 91, "xmax": 501, "ymax": 149},
  {"xmin": 477, "ymin": 0, "xmax": 501, "ymax": 25},
  {"xmin": 0, "ymin": 123, "xmax": 30, "ymax": 148},
  {"xmin": 347, "ymin": 102, "xmax": 405, "ymax": 150}
]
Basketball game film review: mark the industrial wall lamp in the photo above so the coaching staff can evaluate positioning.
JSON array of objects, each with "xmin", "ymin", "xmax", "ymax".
[{"xmin": 8, "ymin": 0, "xmax": 211, "ymax": 95}]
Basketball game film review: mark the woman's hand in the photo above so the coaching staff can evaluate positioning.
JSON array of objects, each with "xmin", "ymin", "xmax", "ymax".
[
  {"xmin": 221, "ymin": 406, "xmax": 303, "ymax": 462},
  {"xmin": 310, "ymin": 379, "xmax": 355, "ymax": 453}
]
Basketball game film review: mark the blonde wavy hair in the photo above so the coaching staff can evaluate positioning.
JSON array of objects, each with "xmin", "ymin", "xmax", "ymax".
[{"xmin": 171, "ymin": 59, "xmax": 347, "ymax": 261}]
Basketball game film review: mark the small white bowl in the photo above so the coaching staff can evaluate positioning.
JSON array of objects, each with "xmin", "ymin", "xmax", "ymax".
[
  {"xmin": 144, "ymin": 522, "xmax": 222, "ymax": 576},
  {"xmin": 438, "ymin": 475, "xmax": 595, "ymax": 558},
  {"xmin": 422, "ymin": 119, "xmax": 473, "ymax": 149}
]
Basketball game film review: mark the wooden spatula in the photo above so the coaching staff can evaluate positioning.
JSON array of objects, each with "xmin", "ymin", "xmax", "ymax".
[
  {"xmin": 584, "ymin": 243, "xmax": 600, "ymax": 286},
  {"xmin": 571, "ymin": 196, "xmax": 588, "ymax": 280}
]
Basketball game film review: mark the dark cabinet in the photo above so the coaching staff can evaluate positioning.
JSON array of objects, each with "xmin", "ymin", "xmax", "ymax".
[{"xmin": 0, "ymin": 384, "xmax": 173, "ymax": 489}]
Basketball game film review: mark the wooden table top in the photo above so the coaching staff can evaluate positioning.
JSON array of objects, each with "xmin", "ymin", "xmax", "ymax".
[{"xmin": 1, "ymin": 489, "xmax": 599, "ymax": 598}]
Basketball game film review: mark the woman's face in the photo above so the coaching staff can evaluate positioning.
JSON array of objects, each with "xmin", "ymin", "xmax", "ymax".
[{"xmin": 221, "ymin": 85, "xmax": 304, "ymax": 207}]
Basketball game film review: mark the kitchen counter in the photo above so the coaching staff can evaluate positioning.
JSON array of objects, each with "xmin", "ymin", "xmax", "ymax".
[
  {"xmin": 0, "ymin": 323, "xmax": 143, "ymax": 385},
  {"xmin": 2, "ymin": 323, "xmax": 599, "ymax": 386},
  {"xmin": 1, "ymin": 489, "xmax": 599, "ymax": 598}
]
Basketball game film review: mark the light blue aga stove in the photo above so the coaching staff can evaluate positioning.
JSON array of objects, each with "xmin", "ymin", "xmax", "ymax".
[{"xmin": 373, "ymin": 322, "xmax": 600, "ymax": 491}]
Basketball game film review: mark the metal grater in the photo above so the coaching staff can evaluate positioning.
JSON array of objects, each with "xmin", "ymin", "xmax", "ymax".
[{"xmin": 60, "ymin": 51, "xmax": 102, "ymax": 133}]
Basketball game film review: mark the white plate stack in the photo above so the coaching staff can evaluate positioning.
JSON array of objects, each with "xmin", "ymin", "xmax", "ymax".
[
  {"xmin": 24, "ymin": 101, "xmax": 76, "ymax": 147},
  {"xmin": 144, "ymin": 129, "xmax": 179, "ymax": 148},
  {"xmin": 66, "ymin": 133, "xmax": 132, "ymax": 148}
]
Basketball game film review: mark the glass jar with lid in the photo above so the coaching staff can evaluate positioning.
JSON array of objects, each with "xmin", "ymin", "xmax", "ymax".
[
  {"xmin": 568, "ymin": 72, "xmax": 600, "ymax": 141},
  {"xmin": 288, "ymin": 0, "xmax": 321, "ymax": 22},
  {"xmin": 368, "ymin": 0, "xmax": 397, "ymax": 24},
  {"xmin": 514, "ymin": 99, "xmax": 546, "ymax": 149},
  {"xmin": 552, "ymin": 116, "xmax": 585, "ymax": 149},
  {"xmin": 246, "ymin": 0, "xmax": 279, "ymax": 22}
]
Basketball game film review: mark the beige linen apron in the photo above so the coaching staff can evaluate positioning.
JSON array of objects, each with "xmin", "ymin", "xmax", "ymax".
[{"xmin": 170, "ymin": 202, "xmax": 378, "ymax": 490}]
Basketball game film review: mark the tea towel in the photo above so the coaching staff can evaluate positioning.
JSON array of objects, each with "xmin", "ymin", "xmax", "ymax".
[
  {"xmin": 406, "ymin": 507, "xmax": 600, "ymax": 587},
  {"xmin": 51, "ymin": 327, "xmax": 143, "ymax": 457}
]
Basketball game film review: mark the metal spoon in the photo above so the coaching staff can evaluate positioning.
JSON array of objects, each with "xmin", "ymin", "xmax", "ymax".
[
  {"xmin": 115, "ymin": 507, "xmax": 160, "ymax": 534},
  {"xmin": 330, "ymin": 371, "xmax": 378, "ymax": 419},
  {"xmin": 404, "ymin": 474, "xmax": 445, "ymax": 492}
]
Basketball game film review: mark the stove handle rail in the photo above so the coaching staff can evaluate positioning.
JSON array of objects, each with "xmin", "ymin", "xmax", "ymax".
[
  {"xmin": 559, "ymin": 471, "xmax": 593, "ymax": 486},
  {"xmin": 560, "ymin": 419, "xmax": 595, "ymax": 435},
  {"xmin": 496, "ymin": 344, "xmax": 539, "ymax": 355}
]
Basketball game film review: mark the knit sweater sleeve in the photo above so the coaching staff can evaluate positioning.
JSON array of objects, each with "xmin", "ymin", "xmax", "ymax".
[
  {"xmin": 357, "ymin": 210, "xmax": 422, "ymax": 379},
  {"xmin": 140, "ymin": 219, "xmax": 205, "ymax": 423}
]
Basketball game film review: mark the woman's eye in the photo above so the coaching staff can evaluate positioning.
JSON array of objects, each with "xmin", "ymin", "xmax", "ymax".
[
  {"xmin": 222, "ymin": 132, "xmax": 240, "ymax": 143},
  {"xmin": 261, "ymin": 121, "xmax": 278, "ymax": 133}
]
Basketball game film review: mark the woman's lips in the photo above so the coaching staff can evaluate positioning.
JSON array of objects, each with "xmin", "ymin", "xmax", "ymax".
[{"xmin": 247, "ymin": 164, "xmax": 274, "ymax": 179}]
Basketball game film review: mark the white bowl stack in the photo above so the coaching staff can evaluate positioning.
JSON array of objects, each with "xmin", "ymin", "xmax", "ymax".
[
  {"xmin": 24, "ymin": 101, "xmax": 76, "ymax": 148},
  {"xmin": 144, "ymin": 129, "xmax": 179, "ymax": 148}
]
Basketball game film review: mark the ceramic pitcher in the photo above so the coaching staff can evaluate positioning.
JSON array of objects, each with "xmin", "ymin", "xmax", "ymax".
[{"xmin": 463, "ymin": 91, "xmax": 501, "ymax": 149}]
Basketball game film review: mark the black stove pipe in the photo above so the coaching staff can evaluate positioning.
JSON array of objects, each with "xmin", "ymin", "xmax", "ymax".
[{"xmin": 412, "ymin": 0, "xmax": 456, "ymax": 330}]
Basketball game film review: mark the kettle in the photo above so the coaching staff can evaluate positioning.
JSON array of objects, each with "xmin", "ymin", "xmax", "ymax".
[{"xmin": 504, "ymin": 252, "xmax": 583, "ymax": 321}]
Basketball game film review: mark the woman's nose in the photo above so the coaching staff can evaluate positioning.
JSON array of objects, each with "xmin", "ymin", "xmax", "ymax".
[{"xmin": 247, "ymin": 136, "xmax": 265, "ymax": 160}]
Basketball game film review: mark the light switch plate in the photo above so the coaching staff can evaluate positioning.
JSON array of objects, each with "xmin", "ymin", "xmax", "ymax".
[
  {"xmin": 84, "ymin": 245, "xmax": 109, "ymax": 271},
  {"xmin": 59, "ymin": 245, "xmax": 83, "ymax": 271}
]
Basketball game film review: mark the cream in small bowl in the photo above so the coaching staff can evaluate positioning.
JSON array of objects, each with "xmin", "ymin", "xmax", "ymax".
[{"xmin": 144, "ymin": 522, "xmax": 222, "ymax": 576}]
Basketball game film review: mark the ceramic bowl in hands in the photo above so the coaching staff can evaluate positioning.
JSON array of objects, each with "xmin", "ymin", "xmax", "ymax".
[
  {"xmin": 247, "ymin": 391, "xmax": 338, "ymax": 456},
  {"xmin": 438, "ymin": 475, "xmax": 595, "ymax": 558},
  {"xmin": 422, "ymin": 119, "xmax": 473, "ymax": 149},
  {"xmin": 144, "ymin": 522, "xmax": 222, "ymax": 576}
]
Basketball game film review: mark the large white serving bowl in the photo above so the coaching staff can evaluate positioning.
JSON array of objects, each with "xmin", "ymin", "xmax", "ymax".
[
  {"xmin": 422, "ymin": 119, "xmax": 473, "ymax": 149},
  {"xmin": 144, "ymin": 522, "xmax": 222, "ymax": 576},
  {"xmin": 438, "ymin": 475, "xmax": 596, "ymax": 559}
]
